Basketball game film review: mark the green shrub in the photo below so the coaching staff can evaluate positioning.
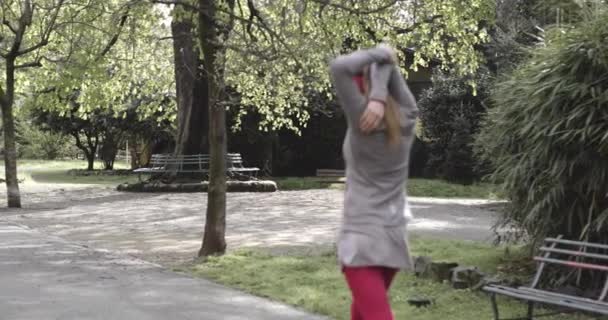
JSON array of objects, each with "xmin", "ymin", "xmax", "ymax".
[
  {"xmin": 17, "ymin": 123, "xmax": 73, "ymax": 160},
  {"xmin": 476, "ymin": 6, "xmax": 608, "ymax": 245}
]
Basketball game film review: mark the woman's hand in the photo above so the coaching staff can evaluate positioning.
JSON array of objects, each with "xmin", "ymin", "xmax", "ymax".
[
  {"xmin": 378, "ymin": 43, "xmax": 398, "ymax": 64},
  {"xmin": 360, "ymin": 100, "xmax": 385, "ymax": 133}
]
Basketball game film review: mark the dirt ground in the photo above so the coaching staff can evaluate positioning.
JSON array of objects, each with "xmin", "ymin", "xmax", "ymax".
[{"xmin": 0, "ymin": 183, "xmax": 504, "ymax": 267}]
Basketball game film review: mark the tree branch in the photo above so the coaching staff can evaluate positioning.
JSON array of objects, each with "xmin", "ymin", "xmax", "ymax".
[
  {"xmin": 72, "ymin": 132, "xmax": 88, "ymax": 155},
  {"xmin": 17, "ymin": 40, "xmax": 48, "ymax": 56},
  {"xmin": 96, "ymin": 11, "xmax": 130, "ymax": 59},
  {"xmin": 221, "ymin": 41, "xmax": 281, "ymax": 61},
  {"xmin": 7, "ymin": 0, "xmax": 31, "ymax": 56},
  {"xmin": 214, "ymin": 3, "xmax": 303, "ymax": 68},
  {"xmin": 149, "ymin": 0, "xmax": 206, "ymax": 16},
  {"xmin": 15, "ymin": 61, "xmax": 42, "ymax": 69},
  {"xmin": 221, "ymin": 0, "xmax": 237, "ymax": 39},
  {"xmin": 246, "ymin": 0, "xmax": 263, "ymax": 40},
  {"xmin": 2, "ymin": 18, "xmax": 18, "ymax": 34},
  {"xmin": 72, "ymin": 131, "xmax": 95, "ymax": 161},
  {"xmin": 394, "ymin": 14, "xmax": 443, "ymax": 34},
  {"xmin": 16, "ymin": 0, "xmax": 65, "ymax": 57},
  {"xmin": 158, "ymin": 36, "xmax": 176, "ymax": 41},
  {"xmin": 94, "ymin": 135, "xmax": 99, "ymax": 150},
  {"xmin": 86, "ymin": 131, "xmax": 95, "ymax": 151},
  {"xmin": 309, "ymin": 0, "xmax": 399, "ymax": 15}
]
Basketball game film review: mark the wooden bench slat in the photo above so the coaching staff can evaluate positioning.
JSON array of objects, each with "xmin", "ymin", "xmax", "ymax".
[
  {"xmin": 152, "ymin": 153, "xmax": 241, "ymax": 156},
  {"xmin": 545, "ymin": 238, "xmax": 608, "ymax": 251},
  {"xmin": 150, "ymin": 156, "xmax": 241, "ymax": 160},
  {"xmin": 316, "ymin": 169, "xmax": 345, "ymax": 177},
  {"xmin": 150, "ymin": 159, "xmax": 240, "ymax": 163},
  {"xmin": 517, "ymin": 287, "xmax": 607, "ymax": 305},
  {"xmin": 534, "ymin": 257, "xmax": 608, "ymax": 272},
  {"xmin": 484, "ymin": 286, "xmax": 608, "ymax": 315},
  {"xmin": 539, "ymin": 247, "xmax": 608, "ymax": 261},
  {"xmin": 150, "ymin": 158, "xmax": 238, "ymax": 161},
  {"xmin": 487, "ymin": 285, "xmax": 608, "ymax": 307},
  {"xmin": 151, "ymin": 160, "xmax": 207, "ymax": 163},
  {"xmin": 135, "ymin": 168, "xmax": 210, "ymax": 173}
]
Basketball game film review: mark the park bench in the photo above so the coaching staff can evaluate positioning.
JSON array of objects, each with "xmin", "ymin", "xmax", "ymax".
[
  {"xmin": 315, "ymin": 169, "xmax": 346, "ymax": 185},
  {"xmin": 134, "ymin": 153, "xmax": 259, "ymax": 180},
  {"xmin": 315, "ymin": 169, "xmax": 345, "ymax": 177},
  {"xmin": 483, "ymin": 236, "xmax": 608, "ymax": 319}
]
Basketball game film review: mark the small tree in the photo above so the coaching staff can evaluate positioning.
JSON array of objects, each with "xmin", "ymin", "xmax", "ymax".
[
  {"xmin": 476, "ymin": 6, "xmax": 608, "ymax": 246},
  {"xmin": 0, "ymin": 0, "xmax": 66, "ymax": 207},
  {"xmin": 33, "ymin": 107, "xmax": 102, "ymax": 170}
]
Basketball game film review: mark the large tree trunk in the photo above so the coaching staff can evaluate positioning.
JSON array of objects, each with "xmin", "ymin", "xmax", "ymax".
[
  {"xmin": 85, "ymin": 153, "xmax": 95, "ymax": 171},
  {"xmin": 172, "ymin": 17, "xmax": 209, "ymax": 157},
  {"xmin": 1, "ymin": 59, "xmax": 22, "ymax": 208},
  {"xmin": 199, "ymin": 81, "xmax": 227, "ymax": 256},
  {"xmin": 198, "ymin": 0, "xmax": 234, "ymax": 257}
]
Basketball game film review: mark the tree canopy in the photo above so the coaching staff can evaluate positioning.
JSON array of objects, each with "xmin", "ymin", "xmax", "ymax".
[
  {"xmin": 26, "ymin": 1, "xmax": 175, "ymax": 123},
  {"xmin": 218, "ymin": 0, "xmax": 495, "ymax": 132}
]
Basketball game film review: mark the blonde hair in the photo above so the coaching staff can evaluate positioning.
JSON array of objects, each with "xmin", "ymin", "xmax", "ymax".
[
  {"xmin": 362, "ymin": 68, "xmax": 401, "ymax": 146},
  {"xmin": 383, "ymin": 96, "xmax": 401, "ymax": 146}
]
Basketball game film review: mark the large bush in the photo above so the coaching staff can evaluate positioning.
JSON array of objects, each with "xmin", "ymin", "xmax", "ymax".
[
  {"xmin": 17, "ymin": 122, "xmax": 73, "ymax": 160},
  {"xmin": 476, "ymin": 7, "xmax": 608, "ymax": 245},
  {"xmin": 418, "ymin": 71, "xmax": 491, "ymax": 184}
]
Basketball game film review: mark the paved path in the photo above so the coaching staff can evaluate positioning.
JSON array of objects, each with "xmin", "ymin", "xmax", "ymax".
[
  {"xmin": 1, "ymin": 187, "xmax": 503, "ymax": 267},
  {"xmin": 0, "ymin": 221, "xmax": 325, "ymax": 320}
]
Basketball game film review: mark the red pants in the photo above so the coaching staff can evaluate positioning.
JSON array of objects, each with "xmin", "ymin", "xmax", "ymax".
[{"xmin": 343, "ymin": 266, "xmax": 398, "ymax": 320}]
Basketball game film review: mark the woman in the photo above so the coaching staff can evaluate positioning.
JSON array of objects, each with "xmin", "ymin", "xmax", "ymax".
[{"xmin": 329, "ymin": 44, "xmax": 419, "ymax": 320}]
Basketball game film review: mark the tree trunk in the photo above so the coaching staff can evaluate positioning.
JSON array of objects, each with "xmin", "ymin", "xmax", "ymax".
[
  {"xmin": 172, "ymin": 17, "xmax": 209, "ymax": 157},
  {"xmin": 139, "ymin": 141, "xmax": 152, "ymax": 167},
  {"xmin": 1, "ymin": 59, "xmax": 22, "ymax": 208},
  {"xmin": 199, "ymin": 81, "xmax": 227, "ymax": 256},
  {"xmin": 100, "ymin": 136, "xmax": 119, "ymax": 170},
  {"xmin": 72, "ymin": 132, "xmax": 98, "ymax": 171},
  {"xmin": 128, "ymin": 136, "xmax": 140, "ymax": 169},
  {"xmin": 86, "ymin": 153, "xmax": 95, "ymax": 171},
  {"xmin": 262, "ymin": 132, "xmax": 277, "ymax": 176},
  {"xmin": 198, "ymin": 0, "xmax": 234, "ymax": 257}
]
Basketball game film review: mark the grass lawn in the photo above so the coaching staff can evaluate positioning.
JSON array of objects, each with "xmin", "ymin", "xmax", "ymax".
[
  {"xmin": 186, "ymin": 237, "xmax": 591, "ymax": 320},
  {"xmin": 275, "ymin": 177, "xmax": 501, "ymax": 199},
  {"xmin": 5, "ymin": 159, "xmax": 139, "ymax": 185}
]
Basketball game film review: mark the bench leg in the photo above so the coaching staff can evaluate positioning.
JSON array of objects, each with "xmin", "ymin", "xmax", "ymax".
[
  {"xmin": 490, "ymin": 293, "xmax": 500, "ymax": 320},
  {"xmin": 527, "ymin": 302, "xmax": 534, "ymax": 320}
]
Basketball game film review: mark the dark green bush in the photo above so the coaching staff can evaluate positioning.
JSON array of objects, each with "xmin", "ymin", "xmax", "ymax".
[
  {"xmin": 418, "ymin": 71, "xmax": 490, "ymax": 184},
  {"xmin": 476, "ymin": 7, "xmax": 608, "ymax": 245}
]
